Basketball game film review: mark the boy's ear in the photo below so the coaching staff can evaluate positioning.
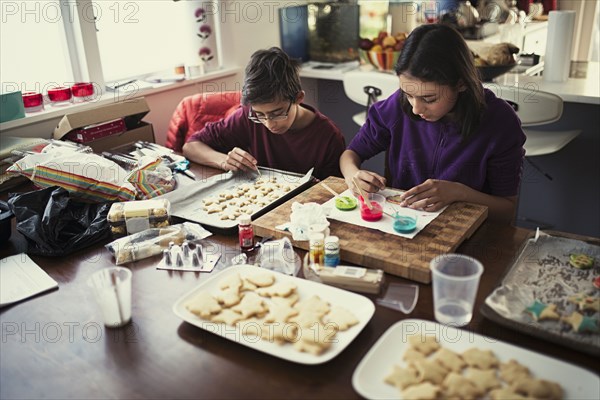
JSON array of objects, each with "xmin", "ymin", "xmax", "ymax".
[{"xmin": 295, "ymin": 90, "xmax": 306, "ymax": 103}]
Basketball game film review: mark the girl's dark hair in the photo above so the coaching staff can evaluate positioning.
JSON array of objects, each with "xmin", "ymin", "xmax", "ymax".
[
  {"xmin": 394, "ymin": 23, "xmax": 484, "ymax": 140},
  {"xmin": 242, "ymin": 47, "xmax": 302, "ymax": 106}
]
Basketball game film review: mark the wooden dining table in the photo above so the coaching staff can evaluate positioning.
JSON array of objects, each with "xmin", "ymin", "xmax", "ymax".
[{"xmin": 1, "ymin": 164, "xmax": 598, "ymax": 399}]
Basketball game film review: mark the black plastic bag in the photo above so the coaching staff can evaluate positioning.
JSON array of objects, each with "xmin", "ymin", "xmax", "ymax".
[{"xmin": 8, "ymin": 186, "xmax": 111, "ymax": 256}]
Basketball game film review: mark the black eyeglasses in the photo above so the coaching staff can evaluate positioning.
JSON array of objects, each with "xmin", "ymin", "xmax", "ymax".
[{"xmin": 248, "ymin": 101, "xmax": 293, "ymax": 123}]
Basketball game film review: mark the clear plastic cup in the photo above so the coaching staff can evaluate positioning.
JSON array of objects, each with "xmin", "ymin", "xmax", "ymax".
[
  {"xmin": 87, "ymin": 267, "xmax": 132, "ymax": 328},
  {"xmin": 258, "ymin": 237, "xmax": 298, "ymax": 275},
  {"xmin": 359, "ymin": 193, "xmax": 385, "ymax": 222},
  {"xmin": 430, "ymin": 254, "xmax": 483, "ymax": 327}
]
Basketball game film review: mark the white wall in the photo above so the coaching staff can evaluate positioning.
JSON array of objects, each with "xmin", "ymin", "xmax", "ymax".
[
  {"xmin": 558, "ymin": 0, "xmax": 599, "ymax": 61},
  {"xmin": 148, "ymin": 0, "xmax": 306, "ymax": 144},
  {"xmin": 217, "ymin": 0, "xmax": 306, "ymax": 68},
  {"xmin": 1, "ymin": 1, "xmax": 298, "ymax": 144}
]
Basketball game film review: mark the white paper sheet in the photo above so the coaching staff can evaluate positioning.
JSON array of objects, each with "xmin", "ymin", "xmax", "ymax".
[
  {"xmin": 0, "ymin": 254, "xmax": 58, "ymax": 308},
  {"xmin": 322, "ymin": 189, "xmax": 443, "ymax": 239}
]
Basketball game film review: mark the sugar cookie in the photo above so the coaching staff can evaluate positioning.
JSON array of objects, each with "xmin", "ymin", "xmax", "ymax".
[
  {"xmin": 323, "ymin": 305, "xmax": 359, "ymax": 331},
  {"xmin": 211, "ymin": 309, "xmax": 244, "ymax": 326},
  {"xmin": 256, "ymin": 281, "xmax": 297, "ymax": 297},
  {"xmin": 464, "ymin": 367, "xmax": 502, "ymax": 392},
  {"xmin": 462, "ymin": 348, "xmax": 499, "ymax": 370},
  {"xmin": 185, "ymin": 291, "xmax": 222, "ymax": 318},
  {"xmin": 407, "ymin": 334, "xmax": 440, "ymax": 355},
  {"xmin": 385, "ymin": 365, "xmax": 419, "ymax": 390},
  {"xmin": 524, "ymin": 300, "xmax": 560, "ymax": 321},
  {"xmin": 562, "ymin": 311, "xmax": 599, "ymax": 333},
  {"xmin": 231, "ymin": 292, "xmax": 267, "ymax": 318},
  {"xmin": 442, "ymin": 372, "xmax": 483, "ymax": 399},
  {"xmin": 401, "ymin": 382, "xmax": 441, "ymax": 400},
  {"xmin": 432, "ymin": 347, "xmax": 466, "ymax": 373},
  {"xmin": 499, "ymin": 359, "xmax": 531, "ymax": 384}
]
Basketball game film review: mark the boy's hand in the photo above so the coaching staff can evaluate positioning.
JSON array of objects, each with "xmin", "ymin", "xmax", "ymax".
[{"xmin": 223, "ymin": 147, "xmax": 258, "ymax": 172}]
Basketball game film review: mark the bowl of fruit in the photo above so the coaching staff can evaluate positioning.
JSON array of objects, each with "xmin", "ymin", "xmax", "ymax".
[{"xmin": 358, "ymin": 31, "xmax": 407, "ymax": 72}]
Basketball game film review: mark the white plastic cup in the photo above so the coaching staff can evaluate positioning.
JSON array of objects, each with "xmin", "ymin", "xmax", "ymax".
[
  {"xmin": 431, "ymin": 254, "xmax": 483, "ymax": 327},
  {"xmin": 87, "ymin": 267, "xmax": 132, "ymax": 328}
]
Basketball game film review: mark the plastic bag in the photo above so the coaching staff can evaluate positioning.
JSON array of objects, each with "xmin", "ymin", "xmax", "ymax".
[
  {"xmin": 7, "ymin": 186, "xmax": 111, "ymax": 256},
  {"xmin": 105, "ymin": 222, "xmax": 212, "ymax": 265},
  {"xmin": 7, "ymin": 151, "xmax": 136, "ymax": 202}
]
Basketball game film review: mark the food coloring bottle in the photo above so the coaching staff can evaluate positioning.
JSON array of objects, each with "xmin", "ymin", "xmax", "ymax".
[
  {"xmin": 324, "ymin": 236, "xmax": 340, "ymax": 267},
  {"xmin": 309, "ymin": 232, "xmax": 325, "ymax": 266},
  {"xmin": 238, "ymin": 214, "xmax": 254, "ymax": 252}
]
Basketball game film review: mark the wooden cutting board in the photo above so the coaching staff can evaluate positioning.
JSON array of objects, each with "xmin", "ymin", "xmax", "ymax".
[{"xmin": 252, "ymin": 177, "xmax": 488, "ymax": 283}]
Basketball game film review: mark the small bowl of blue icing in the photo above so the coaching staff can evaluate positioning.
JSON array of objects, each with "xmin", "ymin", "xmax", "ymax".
[{"xmin": 393, "ymin": 214, "xmax": 417, "ymax": 233}]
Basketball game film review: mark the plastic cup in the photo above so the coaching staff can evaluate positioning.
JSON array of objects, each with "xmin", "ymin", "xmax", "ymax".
[
  {"xmin": 258, "ymin": 237, "xmax": 297, "ymax": 275},
  {"xmin": 359, "ymin": 193, "xmax": 385, "ymax": 222},
  {"xmin": 430, "ymin": 254, "xmax": 483, "ymax": 327},
  {"xmin": 87, "ymin": 267, "xmax": 132, "ymax": 328},
  {"xmin": 393, "ymin": 213, "xmax": 417, "ymax": 233}
]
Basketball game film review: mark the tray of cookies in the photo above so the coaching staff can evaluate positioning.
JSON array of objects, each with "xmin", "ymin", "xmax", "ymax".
[
  {"xmin": 480, "ymin": 230, "xmax": 600, "ymax": 356},
  {"xmin": 352, "ymin": 319, "xmax": 599, "ymax": 399},
  {"xmin": 160, "ymin": 167, "xmax": 314, "ymax": 233},
  {"xmin": 173, "ymin": 265, "xmax": 375, "ymax": 364}
]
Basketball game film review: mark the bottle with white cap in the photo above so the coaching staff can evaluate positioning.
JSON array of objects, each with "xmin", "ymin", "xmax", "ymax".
[{"xmin": 324, "ymin": 236, "xmax": 340, "ymax": 267}]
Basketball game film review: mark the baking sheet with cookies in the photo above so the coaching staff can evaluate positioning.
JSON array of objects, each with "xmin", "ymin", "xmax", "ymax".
[
  {"xmin": 172, "ymin": 265, "xmax": 375, "ymax": 364},
  {"xmin": 159, "ymin": 167, "xmax": 313, "ymax": 232},
  {"xmin": 481, "ymin": 231, "xmax": 600, "ymax": 355},
  {"xmin": 352, "ymin": 319, "xmax": 600, "ymax": 400}
]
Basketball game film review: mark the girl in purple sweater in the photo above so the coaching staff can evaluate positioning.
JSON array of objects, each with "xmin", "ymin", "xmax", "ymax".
[{"xmin": 340, "ymin": 24, "xmax": 525, "ymax": 222}]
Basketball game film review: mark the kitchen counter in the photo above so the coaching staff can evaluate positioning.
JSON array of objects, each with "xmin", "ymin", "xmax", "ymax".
[
  {"xmin": 494, "ymin": 61, "xmax": 600, "ymax": 105},
  {"xmin": 300, "ymin": 61, "xmax": 600, "ymax": 105}
]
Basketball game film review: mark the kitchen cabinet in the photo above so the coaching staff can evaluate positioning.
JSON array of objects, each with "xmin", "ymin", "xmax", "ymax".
[{"xmin": 521, "ymin": 21, "xmax": 548, "ymax": 55}]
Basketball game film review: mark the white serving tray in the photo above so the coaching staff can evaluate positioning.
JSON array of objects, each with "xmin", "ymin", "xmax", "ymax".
[
  {"xmin": 173, "ymin": 265, "xmax": 375, "ymax": 364},
  {"xmin": 352, "ymin": 319, "xmax": 600, "ymax": 400}
]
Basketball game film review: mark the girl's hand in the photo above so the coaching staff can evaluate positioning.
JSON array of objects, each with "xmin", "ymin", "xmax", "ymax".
[
  {"xmin": 400, "ymin": 179, "xmax": 465, "ymax": 211},
  {"xmin": 346, "ymin": 170, "xmax": 386, "ymax": 194},
  {"xmin": 222, "ymin": 147, "xmax": 258, "ymax": 172}
]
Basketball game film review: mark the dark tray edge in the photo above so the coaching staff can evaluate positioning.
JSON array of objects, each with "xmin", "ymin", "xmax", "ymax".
[{"xmin": 479, "ymin": 229, "xmax": 600, "ymax": 357}]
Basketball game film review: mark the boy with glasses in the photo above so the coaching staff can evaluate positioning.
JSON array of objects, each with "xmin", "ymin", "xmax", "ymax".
[{"xmin": 183, "ymin": 47, "xmax": 345, "ymax": 180}]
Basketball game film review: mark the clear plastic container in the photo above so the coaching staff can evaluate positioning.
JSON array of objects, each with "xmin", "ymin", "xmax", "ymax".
[{"xmin": 107, "ymin": 199, "xmax": 171, "ymax": 236}]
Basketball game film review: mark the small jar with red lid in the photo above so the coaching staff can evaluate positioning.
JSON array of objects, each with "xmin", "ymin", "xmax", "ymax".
[
  {"xmin": 22, "ymin": 92, "xmax": 44, "ymax": 113},
  {"xmin": 71, "ymin": 82, "xmax": 95, "ymax": 103},
  {"xmin": 47, "ymin": 86, "xmax": 72, "ymax": 106}
]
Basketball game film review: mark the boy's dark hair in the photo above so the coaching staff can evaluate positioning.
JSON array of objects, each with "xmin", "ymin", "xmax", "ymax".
[
  {"xmin": 394, "ymin": 23, "xmax": 485, "ymax": 140},
  {"xmin": 242, "ymin": 47, "xmax": 302, "ymax": 106}
]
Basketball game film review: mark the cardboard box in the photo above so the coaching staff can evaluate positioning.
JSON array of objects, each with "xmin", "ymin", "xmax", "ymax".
[
  {"xmin": 53, "ymin": 97, "xmax": 154, "ymax": 152},
  {"xmin": 65, "ymin": 118, "xmax": 126, "ymax": 143}
]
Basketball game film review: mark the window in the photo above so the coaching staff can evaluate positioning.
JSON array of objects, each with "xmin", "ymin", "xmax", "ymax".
[
  {"xmin": 0, "ymin": 0, "xmax": 74, "ymax": 93},
  {"xmin": 95, "ymin": 1, "xmax": 217, "ymax": 82},
  {"xmin": 0, "ymin": 0, "xmax": 222, "ymax": 94}
]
